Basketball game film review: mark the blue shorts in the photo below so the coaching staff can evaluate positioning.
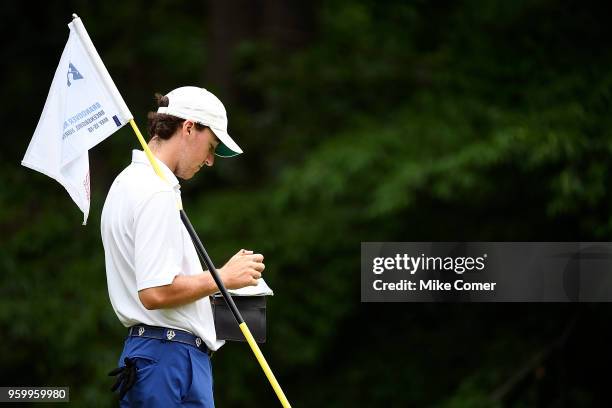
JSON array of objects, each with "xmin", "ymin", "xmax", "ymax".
[{"xmin": 117, "ymin": 336, "xmax": 215, "ymax": 407}]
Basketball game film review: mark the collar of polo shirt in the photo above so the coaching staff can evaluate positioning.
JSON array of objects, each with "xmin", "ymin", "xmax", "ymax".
[{"xmin": 131, "ymin": 150, "xmax": 180, "ymax": 191}]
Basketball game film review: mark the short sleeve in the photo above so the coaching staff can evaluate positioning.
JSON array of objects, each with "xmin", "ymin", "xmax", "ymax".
[{"xmin": 134, "ymin": 191, "xmax": 183, "ymax": 290}]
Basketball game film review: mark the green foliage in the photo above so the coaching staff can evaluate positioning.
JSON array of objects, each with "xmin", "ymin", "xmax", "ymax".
[{"xmin": 2, "ymin": 0, "xmax": 612, "ymax": 406}]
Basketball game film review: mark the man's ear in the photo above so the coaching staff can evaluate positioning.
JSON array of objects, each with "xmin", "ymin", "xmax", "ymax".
[{"xmin": 183, "ymin": 120, "xmax": 194, "ymax": 134}]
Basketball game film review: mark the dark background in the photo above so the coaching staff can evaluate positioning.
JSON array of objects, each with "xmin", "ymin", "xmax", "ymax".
[{"xmin": 2, "ymin": 0, "xmax": 612, "ymax": 406}]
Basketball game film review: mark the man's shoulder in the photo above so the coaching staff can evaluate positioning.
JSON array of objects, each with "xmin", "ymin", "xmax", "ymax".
[
  {"xmin": 108, "ymin": 163, "xmax": 175, "ymax": 204},
  {"xmin": 101, "ymin": 163, "xmax": 177, "ymax": 232}
]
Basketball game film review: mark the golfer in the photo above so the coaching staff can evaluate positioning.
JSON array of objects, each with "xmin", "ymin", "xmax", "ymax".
[{"xmin": 101, "ymin": 86, "xmax": 265, "ymax": 407}]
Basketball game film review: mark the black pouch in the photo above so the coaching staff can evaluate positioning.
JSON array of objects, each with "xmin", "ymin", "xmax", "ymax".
[{"xmin": 211, "ymin": 294, "xmax": 267, "ymax": 343}]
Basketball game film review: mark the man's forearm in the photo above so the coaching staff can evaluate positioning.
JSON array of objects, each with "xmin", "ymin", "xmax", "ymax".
[{"xmin": 139, "ymin": 271, "xmax": 220, "ymax": 310}]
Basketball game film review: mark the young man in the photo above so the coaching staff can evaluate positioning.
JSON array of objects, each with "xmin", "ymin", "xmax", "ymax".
[{"xmin": 101, "ymin": 86, "xmax": 264, "ymax": 407}]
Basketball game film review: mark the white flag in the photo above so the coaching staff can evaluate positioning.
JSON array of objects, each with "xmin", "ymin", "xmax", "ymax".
[{"xmin": 22, "ymin": 15, "xmax": 132, "ymax": 225}]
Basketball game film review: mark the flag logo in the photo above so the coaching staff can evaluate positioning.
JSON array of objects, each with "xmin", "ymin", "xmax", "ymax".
[{"xmin": 67, "ymin": 63, "xmax": 84, "ymax": 87}]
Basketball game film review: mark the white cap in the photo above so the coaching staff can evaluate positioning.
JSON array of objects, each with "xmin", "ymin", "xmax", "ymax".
[{"xmin": 157, "ymin": 86, "xmax": 243, "ymax": 157}]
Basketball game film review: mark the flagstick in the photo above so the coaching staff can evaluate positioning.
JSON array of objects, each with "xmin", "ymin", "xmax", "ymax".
[{"xmin": 128, "ymin": 119, "xmax": 292, "ymax": 408}]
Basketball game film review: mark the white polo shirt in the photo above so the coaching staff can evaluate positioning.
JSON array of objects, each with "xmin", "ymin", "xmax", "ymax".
[{"xmin": 101, "ymin": 150, "xmax": 224, "ymax": 351}]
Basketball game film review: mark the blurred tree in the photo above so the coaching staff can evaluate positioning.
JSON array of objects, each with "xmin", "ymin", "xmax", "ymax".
[{"xmin": 1, "ymin": 0, "xmax": 612, "ymax": 406}]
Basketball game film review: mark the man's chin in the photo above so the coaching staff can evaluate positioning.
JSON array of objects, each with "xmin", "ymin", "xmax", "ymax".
[{"xmin": 177, "ymin": 172, "xmax": 195, "ymax": 181}]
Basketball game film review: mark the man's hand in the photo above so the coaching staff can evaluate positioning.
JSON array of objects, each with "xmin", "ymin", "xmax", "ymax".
[{"xmin": 219, "ymin": 249, "xmax": 265, "ymax": 289}]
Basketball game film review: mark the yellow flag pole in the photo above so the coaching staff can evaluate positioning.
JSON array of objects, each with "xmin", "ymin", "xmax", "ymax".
[{"xmin": 128, "ymin": 119, "xmax": 292, "ymax": 408}]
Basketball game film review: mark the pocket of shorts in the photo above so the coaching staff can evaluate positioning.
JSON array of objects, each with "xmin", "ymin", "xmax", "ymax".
[{"xmin": 130, "ymin": 355, "xmax": 158, "ymax": 371}]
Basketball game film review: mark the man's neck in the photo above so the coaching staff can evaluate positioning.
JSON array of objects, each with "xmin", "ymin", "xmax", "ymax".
[{"xmin": 148, "ymin": 137, "xmax": 179, "ymax": 173}]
